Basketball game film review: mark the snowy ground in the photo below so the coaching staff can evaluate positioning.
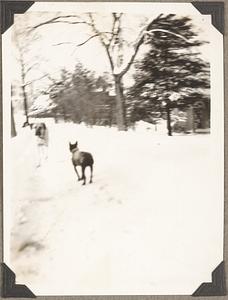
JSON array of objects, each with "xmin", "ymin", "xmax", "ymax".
[{"xmin": 4, "ymin": 123, "xmax": 223, "ymax": 296}]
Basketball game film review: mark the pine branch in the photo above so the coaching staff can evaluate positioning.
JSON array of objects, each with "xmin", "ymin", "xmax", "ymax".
[{"xmin": 119, "ymin": 27, "xmax": 193, "ymax": 78}]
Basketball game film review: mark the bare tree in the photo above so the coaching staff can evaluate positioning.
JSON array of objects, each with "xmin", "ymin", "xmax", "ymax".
[
  {"xmin": 30, "ymin": 13, "xmax": 194, "ymax": 130},
  {"xmin": 12, "ymin": 16, "xmax": 49, "ymax": 125}
]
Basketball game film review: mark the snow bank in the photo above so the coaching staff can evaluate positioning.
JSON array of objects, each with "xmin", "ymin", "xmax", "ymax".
[{"xmin": 7, "ymin": 123, "xmax": 222, "ymax": 296}]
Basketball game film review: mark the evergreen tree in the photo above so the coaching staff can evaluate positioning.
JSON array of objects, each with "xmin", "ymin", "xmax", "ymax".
[
  {"xmin": 127, "ymin": 14, "xmax": 210, "ymax": 135},
  {"xmin": 49, "ymin": 64, "xmax": 114, "ymax": 125}
]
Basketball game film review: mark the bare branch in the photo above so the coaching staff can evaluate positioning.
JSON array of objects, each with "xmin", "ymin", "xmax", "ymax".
[
  {"xmin": 35, "ymin": 20, "xmax": 89, "ymax": 28},
  {"xmin": 118, "ymin": 35, "xmax": 144, "ymax": 77},
  {"xmin": 108, "ymin": 13, "xmax": 123, "ymax": 53},
  {"xmin": 104, "ymin": 46, "xmax": 115, "ymax": 73},
  {"xmin": 29, "ymin": 15, "xmax": 91, "ymax": 31},
  {"xmin": 108, "ymin": 13, "xmax": 118, "ymax": 47},
  {"xmin": 76, "ymin": 32, "xmax": 113, "ymax": 47},
  {"xmin": 25, "ymin": 62, "xmax": 39, "ymax": 73},
  {"xmin": 53, "ymin": 42, "xmax": 74, "ymax": 46},
  {"xmin": 88, "ymin": 13, "xmax": 115, "ymax": 72},
  {"xmin": 24, "ymin": 74, "xmax": 49, "ymax": 87},
  {"xmin": 115, "ymin": 13, "xmax": 123, "ymax": 39},
  {"xmin": 76, "ymin": 34, "xmax": 100, "ymax": 47},
  {"xmin": 88, "ymin": 13, "xmax": 106, "ymax": 46},
  {"xmin": 108, "ymin": 13, "xmax": 120, "ymax": 49}
]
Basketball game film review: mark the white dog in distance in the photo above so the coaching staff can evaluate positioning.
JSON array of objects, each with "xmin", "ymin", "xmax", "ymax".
[{"xmin": 32, "ymin": 122, "xmax": 49, "ymax": 167}]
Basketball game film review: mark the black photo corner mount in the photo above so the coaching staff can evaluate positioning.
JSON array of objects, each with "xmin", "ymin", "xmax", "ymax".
[
  {"xmin": 191, "ymin": 1, "xmax": 224, "ymax": 35},
  {"xmin": 1, "ymin": 263, "xmax": 36, "ymax": 298},
  {"xmin": 1, "ymin": 2, "xmax": 36, "ymax": 298},
  {"xmin": 1, "ymin": 1, "xmax": 35, "ymax": 34},
  {"xmin": 191, "ymin": 1, "xmax": 225, "ymax": 298},
  {"xmin": 192, "ymin": 261, "xmax": 226, "ymax": 296}
]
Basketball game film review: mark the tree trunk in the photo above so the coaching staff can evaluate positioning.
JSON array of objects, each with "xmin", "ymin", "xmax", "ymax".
[
  {"xmin": 114, "ymin": 75, "xmax": 126, "ymax": 131},
  {"xmin": 62, "ymin": 105, "xmax": 67, "ymax": 122},
  {"xmin": 166, "ymin": 100, "xmax": 172, "ymax": 136},
  {"xmin": 163, "ymin": 50, "xmax": 172, "ymax": 136},
  {"xmin": 21, "ymin": 84, "xmax": 29, "ymax": 124},
  {"xmin": 11, "ymin": 103, "xmax": 17, "ymax": 137}
]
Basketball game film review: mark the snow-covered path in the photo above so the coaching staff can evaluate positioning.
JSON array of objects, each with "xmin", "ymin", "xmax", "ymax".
[{"xmin": 6, "ymin": 124, "xmax": 223, "ymax": 295}]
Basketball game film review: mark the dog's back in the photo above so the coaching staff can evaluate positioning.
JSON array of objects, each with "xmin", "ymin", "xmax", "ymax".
[{"xmin": 72, "ymin": 150, "xmax": 94, "ymax": 167}]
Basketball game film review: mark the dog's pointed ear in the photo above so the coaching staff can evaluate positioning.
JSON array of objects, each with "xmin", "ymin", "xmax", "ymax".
[
  {"xmin": 75, "ymin": 141, "xmax": 78, "ymax": 147},
  {"xmin": 69, "ymin": 142, "xmax": 72, "ymax": 146}
]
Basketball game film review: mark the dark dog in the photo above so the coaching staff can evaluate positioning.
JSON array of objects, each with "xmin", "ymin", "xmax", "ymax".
[
  {"xmin": 69, "ymin": 141, "xmax": 94, "ymax": 185},
  {"xmin": 32, "ymin": 122, "xmax": 49, "ymax": 167}
]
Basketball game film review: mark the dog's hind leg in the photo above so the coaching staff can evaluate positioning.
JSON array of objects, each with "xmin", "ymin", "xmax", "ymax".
[
  {"xmin": 81, "ymin": 165, "xmax": 86, "ymax": 185},
  {"xmin": 89, "ymin": 164, "xmax": 93, "ymax": 183},
  {"xmin": 74, "ymin": 166, "xmax": 81, "ymax": 181}
]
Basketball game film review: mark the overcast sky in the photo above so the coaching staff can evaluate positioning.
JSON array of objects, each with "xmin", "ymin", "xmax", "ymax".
[{"xmin": 11, "ymin": 2, "xmax": 214, "ymax": 94}]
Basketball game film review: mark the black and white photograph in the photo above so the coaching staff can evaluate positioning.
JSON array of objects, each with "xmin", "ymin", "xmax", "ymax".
[{"xmin": 2, "ymin": 1, "xmax": 224, "ymax": 296}]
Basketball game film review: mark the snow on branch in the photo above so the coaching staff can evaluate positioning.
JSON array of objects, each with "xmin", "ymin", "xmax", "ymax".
[
  {"xmin": 143, "ymin": 29, "xmax": 190, "ymax": 43},
  {"xmin": 118, "ymin": 27, "xmax": 192, "ymax": 77}
]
